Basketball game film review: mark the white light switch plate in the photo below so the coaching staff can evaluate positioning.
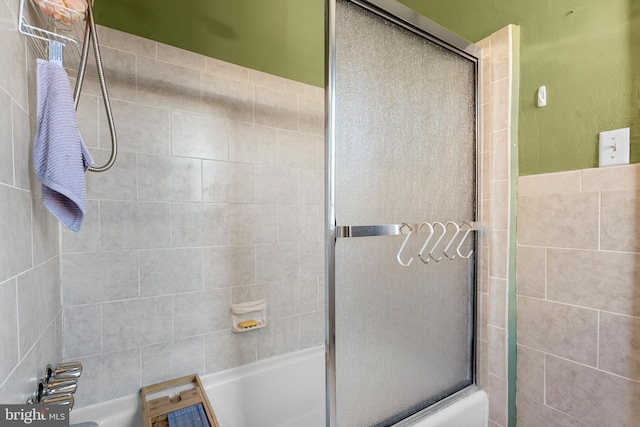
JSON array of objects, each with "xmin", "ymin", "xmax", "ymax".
[{"xmin": 599, "ymin": 127, "xmax": 630, "ymax": 167}]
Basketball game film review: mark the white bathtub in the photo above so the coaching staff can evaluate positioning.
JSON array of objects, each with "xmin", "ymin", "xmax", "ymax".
[{"xmin": 69, "ymin": 346, "xmax": 487, "ymax": 427}]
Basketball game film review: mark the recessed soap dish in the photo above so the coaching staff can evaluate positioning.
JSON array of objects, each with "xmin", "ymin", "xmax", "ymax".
[{"xmin": 231, "ymin": 300, "xmax": 267, "ymax": 333}]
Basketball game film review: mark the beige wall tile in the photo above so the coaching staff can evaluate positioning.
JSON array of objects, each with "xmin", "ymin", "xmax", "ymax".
[
  {"xmin": 547, "ymin": 249, "xmax": 640, "ymax": 316},
  {"xmin": 481, "ymin": 56, "xmax": 491, "ymax": 107},
  {"xmin": 479, "ymin": 292, "xmax": 488, "ymax": 341},
  {"xmin": 0, "ymin": 7, "xmax": 28, "ymax": 109},
  {"xmin": 0, "ymin": 89, "xmax": 12, "ymax": 186},
  {"xmin": 138, "ymin": 56, "xmax": 202, "ymax": 113},
  {"xmin": 172, "ymin": 112, "xmax": 229, "ymax": 160},
  {"xmin": 517, "ymin": 296, "xmax": 597, "ymax": 365},
  {"xmin": 517, "ymin": 171, "xmax": 581, "ymax": 196},
  {"xmin": 229, "ymin": 121, "xmax": 277, "ymax": 165},
  {"xmin": 173, "ymin": 289, "xmax": 230, "ymax": 338},
  {"xmin": 546, "ymin": 355, "xmax": 640, "ymax": 426},
  {"xmin": 599, "ymin": 312, "xmax": 640, "ymax": 380},
  {"xmin": 488, "ymin": 277, "xmax": 507, "ymax": 328},
  {"xmin": 205, "ymin": 58, "xmax": 250, "ymax": 82},
  {"xmin": 202, "ymin": 160, "xmax": 255, "ymax": 204},
  {"xmin": 203, "ymin": 246, "xmax": 256, "ymax": 289},
  {"xmin": 482, "ymin": 150, "xmax": 491, "ymax": 200},
  {"xmin": 102, "ymin": 297, "xmax": 173, "ymax": 351},
  {"xmin": 490, "ymin": 229, "xmax": 508, "ymax": 279},
  {"xmin": 255, "ymin": 86, "xmax": 298, "ymax": 131},
  {"xmin": 249, "ymin": 69, "xmax": 287, "ymax": 90},
  {"xmin": 61, "ymin": 251, "xmax": 139, "ymax": 305},
  {"xmin": 99, "ymin": 201, "xmax": 172, "ymax": 250},
  {"xmin": 476, "ymin": 37, "xmax": 491, "ymax": 58},
  {"xmin": 517, "ymin": 192, "xmax": 599, "ymax": 249},
  {"xmin": 299, "ymin": 169, "xmax": 324, "ymax": 206},
  {"xmin": 516, "ymin": 345, "xmax": 544, "ymax": 403},
  {"xmin": 255, "ymin": 165, "xmax": 299, "ymax": 205},
  {"xmin": 516, "ymin": 245, "xmax": 545, "ymax": 298},
  {"xmin": 255, "ymin": 243, "xmax": 300, "ymax": 283},
  {"xmin": 138, "ymin": 154, "xmax": 202, "ymax": 202},
  {"xmin": 491, "ymin": 180, "xmax": 509, "ymax": 230},
  {"xmin": 141, "ymin": 337, "xmax": 205, "ymax": 386},
  {"xmin": 488, "ymin": 326, "xmax": 506, "ymax": 378},
  {"xmin": 100, "ymin": 99, "xmax": 171, "ymax": 154},
  {"xmin": 96, "ymin": 25, "xmax": 156, "ymax": 58},
  {"xmin": 257, "ymin": 317, "xmax": 300, "ymax": 360},
  {"xmin": 477, "ymin": 338, "xmax": 488, "ymax": 389},
  {"xmin": 76, "ymin": 94, "xmax": 99, "ymax": 149},
  {"xmin": 140, "ymin": 248, "xmax": 204, "ymax": 296},
  {"xmin": 490, "ymin": 78, "xmax": 510, "ymax": 132},
  {"xmin": 204, "ymin": 330, "xmax": 256, "ymax": 374},
  {"xmin": 74, "ymin": 349, "xmax": 141, "ymax": 407},
  {"xmin": 228, "ymin": 204, "xmax": 277, "ymax": 245},
  {"xmin": 171, "ymin": 203, "xmax": 229, "ymax": 248},
  {"xmin": 202, "ymin": 73, "xmax": 254, "ymax": 122},
  {"xmin": 86, "ymin": 150, "xmax": 138, "ymax": 200},
  {"xmin": 84, "ymin": 47, "xmax": 137, "ymax": 103},
  {"xmin": 601, "ymin": 189, "xmax": 640, "ymax": 252},
  {"xmin": 298, "ymin": 96, "xmax": 324, "ymax": 136},
  {"xmin": 277, "ymin": 130, "xmax": 318, "ymax": 170},
  {"xmin": 11, "ymin": 100, "xmax": 32, "ymax": 191},
  {"xmin": 582, "ymin": 163, "xmax": 640, "ymax": 192},
  {"xmin": 491, "ymin": 129, "xmax": 509, "ymax": 181},
  {"xmin": 63, "ymin": 304, "xmax": 101, "ymax": 359},
  {"xmin": 0, "ymin": 185, "xmax": 32, "ymax": 282},
  {"xmin": 516, "ymin": 394, "xmax": 589, "ymax": 427},
  {"xmin": 478, "ymin": 244, "xmax": 489, "ymax": 294},
  {"xmin": 488, "ymin": 373, "xmax": 507, "ymax": 426},
  {"xmin": 157, "ymin": 44, "xmax": 207, "ymax": 72},
  {"xmin": 490, "ymin": 27, "xmax": 510, "ymax": 82}
]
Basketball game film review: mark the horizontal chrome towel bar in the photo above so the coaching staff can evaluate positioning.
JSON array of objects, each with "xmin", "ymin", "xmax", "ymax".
[{"xmin": 335, "ymin": 221, "xmax": 481, "ymax": 239}]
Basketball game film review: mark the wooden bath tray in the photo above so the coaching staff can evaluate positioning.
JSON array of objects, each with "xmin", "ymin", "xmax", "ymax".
[{"xmin": 140, "ymin": 374, "xmax": 220, "ymax": 427}]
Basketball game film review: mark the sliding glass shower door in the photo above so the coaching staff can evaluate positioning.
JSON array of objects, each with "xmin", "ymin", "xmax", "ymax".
[{"xmin": 326, "ymin": 1, "xmax": 481, "ymax": 426}]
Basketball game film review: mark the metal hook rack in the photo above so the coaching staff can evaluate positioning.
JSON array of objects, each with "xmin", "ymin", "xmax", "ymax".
[
  {"xmin": 335, "ymin": 220, "xmax": 480, "ymax": 267},
  {"xmin": 18, "ymin": 0, "xmax": 118, "ymax": 172}
]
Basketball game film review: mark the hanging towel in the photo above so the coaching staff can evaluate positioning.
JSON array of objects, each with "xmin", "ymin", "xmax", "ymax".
[
  {"xmin": 167, "ymin": 403, "xmax": 211, "ymax": 427},
  {"xmin": 33, "ymin": 58, "xmax": 93, "ymax": 233}
]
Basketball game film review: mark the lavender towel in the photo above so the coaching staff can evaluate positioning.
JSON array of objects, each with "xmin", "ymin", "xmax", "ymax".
[{"xmin": 33, "ymin": 59, "xmax": 93, "ymax": 233}]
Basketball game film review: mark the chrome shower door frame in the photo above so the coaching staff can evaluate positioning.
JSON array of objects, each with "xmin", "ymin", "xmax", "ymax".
[{"xmin": 325, "ymin": 1, "xmax": 482, "ymax": 426}]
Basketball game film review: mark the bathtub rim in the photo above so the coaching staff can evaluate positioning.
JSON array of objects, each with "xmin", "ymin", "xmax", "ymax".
[
  {"xmin": 391, "ymin": 384, "xmax": 484, "ymax": 427},
  {"xmin": 69, "ymin": 346, "xmax": 324, "ymax": 426}
]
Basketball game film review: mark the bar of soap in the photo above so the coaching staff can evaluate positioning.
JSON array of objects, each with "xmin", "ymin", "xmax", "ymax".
[{"xmin": 238, "ymin": 320, "xmax": 258, "ymax": 329}]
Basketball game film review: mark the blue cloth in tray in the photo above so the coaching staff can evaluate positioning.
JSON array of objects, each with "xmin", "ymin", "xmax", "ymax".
[{"xmin": 167, "ymin": 403, "xmax": 210, "ymax": 427}]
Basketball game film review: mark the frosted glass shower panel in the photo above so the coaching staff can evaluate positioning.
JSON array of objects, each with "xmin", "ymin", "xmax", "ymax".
[{"xmin": 332, "ymin": 1, "xmax": 477, "ymax": 426}]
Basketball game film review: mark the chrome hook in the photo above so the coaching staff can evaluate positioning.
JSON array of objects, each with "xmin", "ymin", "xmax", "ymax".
[
  {"xmin": 443, "ymin": 221, "xmax": 461, "ymax": 260},
  {"xmin": 396, "ymin": 223, "xmax": 414, "ymax": 267},
  {"xmin": 428, "ymin": 222, "xmax": 447, "ymax": 262},
  {"xmin": 456, "ymin": 221, "xmax": 475, "ymax": 259},
  {"xmin": 417, "ymin": 222, "xmax": 435, "ymax": 264}
]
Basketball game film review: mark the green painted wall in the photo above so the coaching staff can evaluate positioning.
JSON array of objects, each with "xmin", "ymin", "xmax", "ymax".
[
  {"xmin": 93, "ymin": 0, "xmax": 325, "ymax": 87},
  {"xmin": 95, "ymin": 0, "xmax": 640, "ymax": 175},
  {"xmin": 399, "ymin": 0, "xmax": 640, "ymax": 175}
]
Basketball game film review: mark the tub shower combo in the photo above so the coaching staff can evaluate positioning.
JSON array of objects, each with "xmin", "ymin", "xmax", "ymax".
[{"xmin": 17, "ymin": 0, "xmax": 486, "ymax": 425}]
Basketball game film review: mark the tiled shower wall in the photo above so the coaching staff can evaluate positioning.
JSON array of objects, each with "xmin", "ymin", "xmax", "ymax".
[
  {"xmin": 59, "ymin": 27, "xmax": 325, "ymax": 407},
  {"xmin": 0, "ymin": 0, "xmax": 63, "ymax": 403},
  {"xmin": 516, "ymin": 164, "xmax": 640, "ymax": 426},
  {"xmin": 476, "ymin": 26, "xmax": 515, "ymax": 427}
]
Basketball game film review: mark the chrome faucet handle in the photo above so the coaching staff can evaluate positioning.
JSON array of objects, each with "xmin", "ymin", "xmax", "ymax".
[
  {"xmin": 39, "ymin": 393, "xmax": 75, "ymax": 410},
  {"xmin": 39, "ymin": 377, "xmax": 78, "ymax": 397},
  {"xmin": 46, "ymin": 361, "xmax": 82, "ymax": 381}
]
